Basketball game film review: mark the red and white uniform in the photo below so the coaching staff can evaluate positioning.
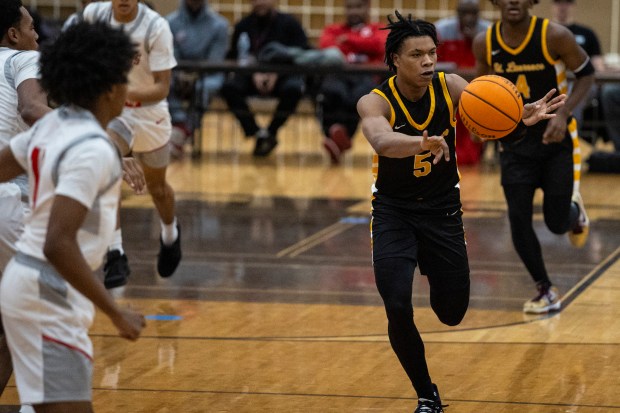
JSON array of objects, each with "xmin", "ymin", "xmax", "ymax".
[
  {"xmin": 0, "ymin": 47, "xmax": 39, "ymax": 270},
  {"xmin": 0, "ymin": 106, "xmax": 122, "ymax": 404},
  {"xmin": 83, "ymin": 1, "xmax": 177, "ymax": 153}
]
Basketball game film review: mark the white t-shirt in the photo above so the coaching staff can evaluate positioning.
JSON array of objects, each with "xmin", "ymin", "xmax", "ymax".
[
  {"xmin": 10, "ymin": 106, "xmax": 122, "ymax": 270},
  {"xmin": 0, "ymin": 47, "xmax": 39, "ymax": 149},
  {"xmin": 82, "ymin": 1, "xmax": 177, "ymax": 109}
]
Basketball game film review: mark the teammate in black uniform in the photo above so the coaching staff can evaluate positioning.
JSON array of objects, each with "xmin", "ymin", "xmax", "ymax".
[
  {"xmin": 473, "ymin": 0, "xmax": 595, "ymax": 314},
  {"xmin": 357, "ymin": 10, "xmax": 565, "ymax": 413}
]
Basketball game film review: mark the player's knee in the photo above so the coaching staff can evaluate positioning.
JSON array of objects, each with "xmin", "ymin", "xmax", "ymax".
[
  {"xmin": 545, "ymin": 215, "xmax": 569, "ymax": 234},
  {"xmin": 383, "ymin": 297, "xmax": 413, "ymax": 324},
  {"xmin": 436, "ymin": 307, "xmax": 467, "ymax": 326},
  {"xmin": 430, "ymin": 285, "xmax": 469, "ymax": 326},
  {"xmin": 146, "ymin": 182, "xmax": 169, "ymax": 200}
]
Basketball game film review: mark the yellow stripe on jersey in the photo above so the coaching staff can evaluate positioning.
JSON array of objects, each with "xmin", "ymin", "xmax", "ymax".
[
  {"xmin": 485, "ymin": 25, "xmax": 493, "ymax": 66},
  {"xmin": 556, "ymin": 63, "xmax": 569, "ymax": 95},
  {"xmin": 496, "ymin": 16, "xmax": 538, "ymax": 55},
  {"xmin": 568, "ymin": 117, "xmax": 581, "ymax": 189},
  {"xmin": 438, "ymin": 72, "xmax": 456, "ymax": 128},
  {"xmin": 371, "ymin": 87, "xmax": 396, "ymax": 127},
  {"xmin": 388, "ymin": 76, "xmax": 435, "ymax": 130},
  {"xmin": 541, "ymin": 19, "xmax": 558, "ymax": 65}
]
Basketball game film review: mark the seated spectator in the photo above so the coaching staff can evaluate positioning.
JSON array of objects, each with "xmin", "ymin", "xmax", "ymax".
[
  {"xmin": 601, "ymin": 83, "xmax": 620, "ymax": 151},
  {"xmin": 435, "ymin": 0, "xmax": 490, "ymax": 68},
  {"xmin": 316, "ymin": 0, "xmax": 387, "ymax": 164},
  {"xmin": 435, "ymin": 0, "xmax": 490, "ymax": 166},
  {"xmin": 166, "ymin": 0, "xmax": 229, "ymax": 158},
  {"xmin": 220, "ymin": 0, "xmax": 309, "ymax": 157}
]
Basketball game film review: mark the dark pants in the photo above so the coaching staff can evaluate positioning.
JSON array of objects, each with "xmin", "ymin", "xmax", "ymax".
[
  {"xmin": 317, "ymin": 74, "xmax": 376, "ymax": 138},
  {"xmin": 371, "ymin": 192, "xmax": 470, "ymax": 400},
  {"xmin": 500, "ymin": 147, "xmax": 578, "ymax": 285},
  {"xmin": 220, "ymin": 73, "xmax": 305, "ymax": 137}
]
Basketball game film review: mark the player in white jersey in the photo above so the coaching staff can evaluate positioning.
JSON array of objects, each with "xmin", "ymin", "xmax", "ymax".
[
  {"xmin": 82, "ymin": 0, "xmax": 182, "ymax": 287},
  {"xmin": 0, "ymin": 1, "xmax": 51, "ymax": 405},
  {"xmin": 0, "ymin": 0, "xmax": 50, "ymax": 273},
  {"xmin": 0, "ymin": 21, "xmax": 145, "ymax": 412}
]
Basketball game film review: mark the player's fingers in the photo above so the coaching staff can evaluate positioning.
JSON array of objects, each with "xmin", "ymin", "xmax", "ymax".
[
  {"xmin": 443, "ymin": 142, "xmax": 450, "ymax": 161},
  {"xmin": 432, "ymin": 149, "xmax": 442, "ymax": 164},
  {"xmin": 541, "ymin": 88, "xmax": 557, "ymax": 102}
]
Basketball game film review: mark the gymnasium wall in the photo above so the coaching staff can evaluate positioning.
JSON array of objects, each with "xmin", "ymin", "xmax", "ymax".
[{"xmin": 26, "ymin": 0, "xmax": 620, "ymax": 59}]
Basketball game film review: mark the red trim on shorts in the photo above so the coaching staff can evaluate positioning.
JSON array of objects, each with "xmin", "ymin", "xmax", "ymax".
[{"xmin": 42, "ymin": 335, "xmax": 93, "ymax": 362}]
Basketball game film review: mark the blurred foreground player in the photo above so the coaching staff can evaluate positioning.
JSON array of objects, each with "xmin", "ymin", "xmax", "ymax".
[{"xmin": 0, "ymin": 21, "xmax": 145, "ymax": 412}]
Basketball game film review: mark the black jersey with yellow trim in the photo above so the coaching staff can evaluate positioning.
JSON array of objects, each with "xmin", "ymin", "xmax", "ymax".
[
  {"xmin": 486, "ymin": 16, "xmax": 569, "ymax": 136},
  {"xmin": 370, "ymin": 72, "xmax": 459, "ymax": 201}
]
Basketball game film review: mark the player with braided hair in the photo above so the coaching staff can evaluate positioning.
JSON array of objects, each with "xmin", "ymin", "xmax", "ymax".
[{"xmin": 357, "ymin": 10, "xmax": 564, "ymax": 412}]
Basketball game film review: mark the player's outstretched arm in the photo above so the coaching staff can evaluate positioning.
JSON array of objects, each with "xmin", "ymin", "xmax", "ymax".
[
  {"xmin": 522, "ymin": 88, "xmax": 567, "ymax": 126},
  {"xmin": 357, "ymin": 93, "xmax": 449, "ymax": 161}
]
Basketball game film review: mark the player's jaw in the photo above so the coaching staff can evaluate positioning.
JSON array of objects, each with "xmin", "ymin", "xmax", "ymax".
[
  {"xmin": 112, "ymin": 0, "xmax": 139, "ymax": 22},
  {"xmin": 497, "ymin": 0, "xmax": 532, "ymax": 22}
]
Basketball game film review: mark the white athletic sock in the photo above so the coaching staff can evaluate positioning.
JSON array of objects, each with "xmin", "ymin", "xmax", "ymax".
[
  {"xmin": 20, "ymin": 405, "xmax": 35, "ymax": 413},
  {"xmin": 161, "ymin": 217, "xmax": 178, "ymax": 245},
  {"xmin": 109, "ymin": 228, "xmax": 124, "ymax": 255}
]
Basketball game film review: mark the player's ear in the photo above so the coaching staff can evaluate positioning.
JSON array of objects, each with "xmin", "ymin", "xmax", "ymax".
[
  {"xmin": 392, "ymin": 52, "xmax": 400, "ymax": 69},
  {"xmin": 7, "ymin": 27, "xmax": 19, "ymax": 45}
]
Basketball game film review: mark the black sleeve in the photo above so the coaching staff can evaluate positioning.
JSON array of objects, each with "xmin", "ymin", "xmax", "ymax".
[{"xmin": 283, "ymin": 14, "xmax": 309, "ymax": 49}]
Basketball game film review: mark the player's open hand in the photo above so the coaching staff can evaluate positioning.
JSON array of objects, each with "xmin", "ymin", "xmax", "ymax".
[
  {"xmin": 421, "ymin": 130, "xmax": 450, "ymax": 164},
  {"xmin": 113, "ymin": 307, "xmax": 146, "ymax": 341},
  {"xmin": 122, "ymin": 157, "xmax": 146, "ymax": 195},
  {"xmin": 522, "ymin": 88, "xmax": 567, "ymax": 126}
]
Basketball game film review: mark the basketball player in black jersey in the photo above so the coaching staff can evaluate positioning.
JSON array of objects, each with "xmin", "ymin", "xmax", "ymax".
[
  {"xmin": 357, "ymin": 11, "xmax": 565, "ymax": 413},
  {"xmin": 473, "ymin": 0, "xmax": 595, "ymax": 314}
]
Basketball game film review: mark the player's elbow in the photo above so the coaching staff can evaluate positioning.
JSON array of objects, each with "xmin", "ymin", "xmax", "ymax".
[{"xmin": 18, "ymin": 103, "xmax": 48, "ymax": 127}]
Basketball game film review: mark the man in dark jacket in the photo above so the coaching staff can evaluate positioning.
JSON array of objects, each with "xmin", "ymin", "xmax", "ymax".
[{"xmin": 220, "ymin": 0, "xmax": 309, "ymax": 157}]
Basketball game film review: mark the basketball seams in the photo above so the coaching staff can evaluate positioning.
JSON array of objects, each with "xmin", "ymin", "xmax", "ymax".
[
  {"xmin": 458, "ymin": 75, "xmax": 523, "ymax": 140},
  {"xmin": 472, "ymin": 75, "xmax": 523, "ymax": 113},
  {"xmin": 458, "ymin": 97, "xmax": 515, "ymax": 134},
  {"xmin": 462, "ymin": 88, "xmax": 520, "ymax": 123}
]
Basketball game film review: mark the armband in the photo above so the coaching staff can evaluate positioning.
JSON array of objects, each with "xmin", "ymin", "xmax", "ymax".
[{"xmin": 573, "ymin": 58, "xmax": 595, "ymax": 78}]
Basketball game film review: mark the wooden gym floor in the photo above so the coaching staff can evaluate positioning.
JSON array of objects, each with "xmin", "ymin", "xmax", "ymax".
[{"xmin": 1, "ymin": 113, "xmax": 619, "ymax": 412}]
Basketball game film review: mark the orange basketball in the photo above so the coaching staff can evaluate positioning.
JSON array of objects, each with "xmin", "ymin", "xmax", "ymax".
[{"xmin": 458, "ymin": 75, "xmax": 523, "ymax": 140}]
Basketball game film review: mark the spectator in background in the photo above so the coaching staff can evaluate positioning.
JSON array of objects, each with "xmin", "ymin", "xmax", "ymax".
[
  {"xmin": 166, "ymin": 0, "xmax": 229, "ymax": 158},
  {"xmin": 600, "ymin": 82, "xmax": 620, "ymax": 151},
  {"xmin": 435, "ymin": 0, "xmax": 491, "ymax": 166},
  {"xmin": 315, "ymin": 0, "xmax": 387, "ymax": 164},
  {"xmin": 220, "ymin": 0, "xmax": 309, "ymax": 157},
  {"xmin": 435, "ymin": 0, "xmax": 491, "ymax": 68},
  {"xmin": 551, "ymin": 0, "xmax": 604, "ymax": 71},
  {"xmin": 551, "ymin": 0, "xmax": 604, "ymax": 133},
  {"xmin": 26, "ymin": 6, "xmax": 58, "ymax": 46}
]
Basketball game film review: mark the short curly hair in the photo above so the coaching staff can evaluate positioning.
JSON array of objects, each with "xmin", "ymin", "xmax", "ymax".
[
  {"xmin": 382, "ymin": 10, "xmax": 439, "ymax": 73},
  {"xmin": 39, "ymin": 21, "xmax": 136, "ymax": 109},
  {"xmin": 0, "ymin": 0, "xmax": 23, "ymax": 38}
]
